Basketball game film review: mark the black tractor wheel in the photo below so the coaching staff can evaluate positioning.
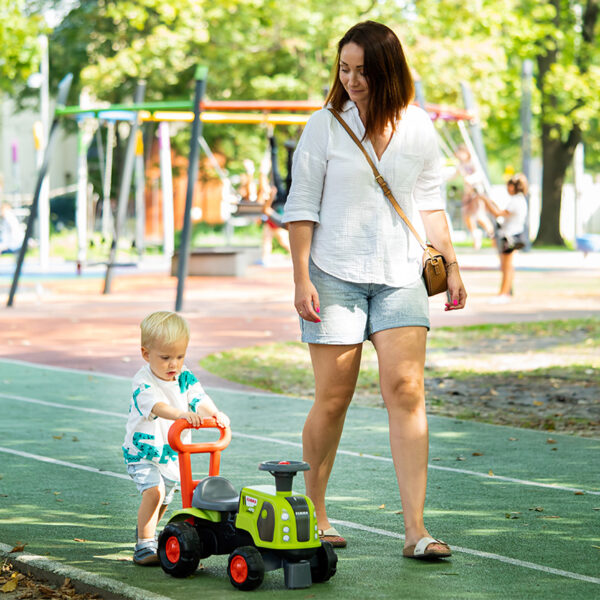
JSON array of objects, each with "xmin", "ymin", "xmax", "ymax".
[
  {"xmin": 227, "ymin": 546, "xmax": 265, "ymax": 591},
  {"xmin": 158, "ymin": 521, "xmax": 201, "ymax": 578},
  {"xmin": 310, "ymin": 541, "xmax": 337, "ymax": 583}
]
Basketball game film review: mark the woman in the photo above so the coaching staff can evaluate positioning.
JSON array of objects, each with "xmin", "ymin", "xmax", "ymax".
[
  {"xmin": 283, "ymin": 21, "xmax": 466, "ymax": 559},
  {"xmin": 480, "ymin": 173, "xmax": 529, "ymax": 304}
]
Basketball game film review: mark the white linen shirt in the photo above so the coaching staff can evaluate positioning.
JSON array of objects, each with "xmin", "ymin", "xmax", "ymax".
[{"xmin": 283, "ymin": 101, "xmax": 445, "ymax": 286}]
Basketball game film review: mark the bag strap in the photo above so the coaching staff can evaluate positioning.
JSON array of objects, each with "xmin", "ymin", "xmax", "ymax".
[{"xmin": 328, "ymin": 108, "xmax": 428, "ymax": 252}]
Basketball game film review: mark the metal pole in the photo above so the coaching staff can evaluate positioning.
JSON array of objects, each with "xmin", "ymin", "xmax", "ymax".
[
  {"xmin": 134, "ymin": 129, "xmax": 145, "ymax": 257},
  {"xmin": 520, "ymin": 59, "xmax": 533, "ymax": 247},
  {"xmin": 175, "ymin": 65, "xmax": 208, "ymax": 312},
  {"xmin": 7, "ymin": 73, "xmax": 73, "ymax": 307},
  {"xmin": 460, "ymin": 81, "xmax": 490, "ymax": 182},
  {"xmin": 38, "ymin": 34, "xmax": 50, "ymax": 271},
  {"xmin": 103, "ymin": 81, "xmax": 146, "ymax": 294},
  {"xmin": 101, "ymin": 121, "xmax": 116, "ymax": 239},
  {"xmin": 159, "ymin": 121, "xmax": 175, "ymax": 259}
]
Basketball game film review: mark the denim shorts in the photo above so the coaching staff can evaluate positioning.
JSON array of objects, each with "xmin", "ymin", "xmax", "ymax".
[
  {"xmin": 127, "ymin": 462, "xmax": 178, "ymax": 505},
  {"xmin": 300, "ymin": 259, "xmax": 430, "ymax": 344}
]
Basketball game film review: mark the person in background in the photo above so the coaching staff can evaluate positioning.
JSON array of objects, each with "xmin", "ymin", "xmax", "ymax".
[
  {"xmin": 454, "ymin": 145, "xmax": 494, "ymax": 249},
  {"xmin": 479, "ymin": 173, "xmax": 529, "ymax": 304}
]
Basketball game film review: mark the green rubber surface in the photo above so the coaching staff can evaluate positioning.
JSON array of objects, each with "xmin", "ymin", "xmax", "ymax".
[{"xmin": 1, "ymin": 360, "xmax": 599, "ymax": 599}]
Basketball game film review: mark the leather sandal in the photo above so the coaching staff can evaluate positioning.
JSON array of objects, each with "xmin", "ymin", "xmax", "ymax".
[
  {"xmin": 318, "ymin": 526, "xmax": 347, "ymax": 548},
  {"xmin": 403, "ymin": 536, "xmax": 451, "ymax": 560}
]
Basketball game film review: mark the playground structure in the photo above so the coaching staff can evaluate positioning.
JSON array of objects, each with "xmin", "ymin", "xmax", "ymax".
[{"xmin": 7, "ymin": 67, "xmax": 491, "ymax": 309}]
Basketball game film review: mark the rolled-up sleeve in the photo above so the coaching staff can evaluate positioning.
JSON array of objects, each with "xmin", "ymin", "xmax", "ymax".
[
  {"xmin": 283, "ymin": 109, "xmax": 330, "ymax": 224},
  {"xmin": 413, "ymin": 116, "xmax": 445, "ymax": 211}
]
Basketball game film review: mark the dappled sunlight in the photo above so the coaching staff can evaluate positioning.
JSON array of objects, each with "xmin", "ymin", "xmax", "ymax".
[{"xmin": 430, "ymin": 431, "xmax": 468, "ymax": 439}]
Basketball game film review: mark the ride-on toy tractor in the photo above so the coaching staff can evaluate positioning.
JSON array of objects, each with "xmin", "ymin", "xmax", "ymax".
[{"xmin": 157, "ymin": 418, "xmax": 338, "ymax": 591}]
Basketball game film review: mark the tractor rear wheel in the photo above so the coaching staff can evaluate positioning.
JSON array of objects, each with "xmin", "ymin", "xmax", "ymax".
[
  {"xmin": 227, "ymin": 546, "xmax": 265, "ymax": 591},
  {"xmin": 158, "ymin": 522, "xmax": 201, "ymax": 578}
]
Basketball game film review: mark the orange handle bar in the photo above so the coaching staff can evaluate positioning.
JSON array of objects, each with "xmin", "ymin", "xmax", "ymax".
[
  {"xmin": 168, "ymin": 418, "xmax": 232, "ymax": 510},
  {"xmin": 168, "ymin": 417, "xmax": 231, "ymax": 454}
]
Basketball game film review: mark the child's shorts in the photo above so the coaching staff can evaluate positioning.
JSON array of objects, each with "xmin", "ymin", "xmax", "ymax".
[
  {"xmin": 301, "ymin": 258, "xmax": 430, "ymax": 344},
  {"xmin": 127, "ymin": 462, "xmax": 178, "ymax": 505}
]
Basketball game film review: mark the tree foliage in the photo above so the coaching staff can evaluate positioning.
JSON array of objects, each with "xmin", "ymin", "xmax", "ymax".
[
  {"xmin": 0, "ymin": 0, "xmax": 45, "ymax": 93},
  {"xmin": 45, "ymin": 0, "xmax": 600, "ymax": 241}
]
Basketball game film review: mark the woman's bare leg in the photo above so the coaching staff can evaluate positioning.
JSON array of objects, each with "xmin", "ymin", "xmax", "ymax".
[
  {"xmin": 371, "ymin": 326, "xmax": 446, "ymax": 553},
  {"xmin": 303, "ymin": 343, "xmax": 362, "ymax": 530},
  {"xmin": 499, "ymin": 252, "xmax": 515, "ymax": 296}
]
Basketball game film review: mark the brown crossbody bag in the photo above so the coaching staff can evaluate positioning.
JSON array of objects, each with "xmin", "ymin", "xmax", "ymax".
[{"xmin": 328, "ymin": 108, "xmax": 448, "ymax": 297}]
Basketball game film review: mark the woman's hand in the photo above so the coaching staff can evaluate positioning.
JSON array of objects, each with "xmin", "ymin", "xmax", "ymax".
[
  {"xmin": 444, "ymin": 264, "xmax": 467, "ymax": 311},
  {"xmin": 294, "ymin": 279, "xmax": 321, "ymax": 322}
]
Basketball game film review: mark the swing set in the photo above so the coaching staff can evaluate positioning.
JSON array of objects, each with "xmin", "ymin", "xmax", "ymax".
[{"xmin": 7, "ymin": 68, "xmax": 488, "ymax": 311}]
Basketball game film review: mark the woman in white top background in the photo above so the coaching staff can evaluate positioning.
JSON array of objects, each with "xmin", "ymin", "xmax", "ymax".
[
  {"xmin": 283, "ymin": 20, "xmax": 466, "ymax": 559},
  {"xmin": 480, "ymin": 173, "xmax": 529, "ymax": 303}
]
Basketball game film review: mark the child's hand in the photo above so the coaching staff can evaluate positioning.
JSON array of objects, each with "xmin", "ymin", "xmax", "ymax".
[
  {"xmin": 214, "ymin": 411, "xmax": 230, "ymax": 428},
  {"xmin": 180, "ymin": 411, "xmax": 203, "ymax": 427}
]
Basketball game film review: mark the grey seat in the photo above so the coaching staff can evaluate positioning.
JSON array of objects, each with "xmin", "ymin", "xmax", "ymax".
[{"xmin": 192, "ymin": 476, "xmax": 239, "ymax": 512}]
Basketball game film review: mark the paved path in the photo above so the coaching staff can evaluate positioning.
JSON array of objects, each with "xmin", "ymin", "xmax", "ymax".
[{"xmin": 1, "ymin": 248, "xmax": 598, "ymax": 387}]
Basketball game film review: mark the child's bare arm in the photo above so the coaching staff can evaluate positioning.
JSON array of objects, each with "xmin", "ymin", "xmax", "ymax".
[{"xmin": 151, "ymin": 402, "xmax": 203, "ymax": 426}]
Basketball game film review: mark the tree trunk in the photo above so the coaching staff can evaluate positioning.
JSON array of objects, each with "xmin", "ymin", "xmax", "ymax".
[{"xmin": 534, "ymin": 123, "xmax": 580, "ymax": 246}]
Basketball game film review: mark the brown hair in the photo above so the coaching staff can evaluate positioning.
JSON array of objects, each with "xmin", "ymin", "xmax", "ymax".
[
  {"xmin": 507, "ymin": 173, "xmax": 529, "ymax": 195},
  {"xmin": 325, "ymin": 21, "xmax": 414, "ymax": 139}
]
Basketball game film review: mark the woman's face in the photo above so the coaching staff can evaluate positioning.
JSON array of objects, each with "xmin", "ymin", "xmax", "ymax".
[{"xmin": 339, "ymin": 42, "xmax": 369, "ymax": 108}]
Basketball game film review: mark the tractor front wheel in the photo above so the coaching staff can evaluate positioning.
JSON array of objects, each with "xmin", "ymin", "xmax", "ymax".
[
  {"xmin": 310, "ymin": 541, "xmax": 337, "ymax": 583},
  {"xmin": 227, "ymin": 546, "xmax": 265, "ymax": 591},
  {"xmin": 158, "ymin": 522, "xmax": 201, "ymax": 578}
]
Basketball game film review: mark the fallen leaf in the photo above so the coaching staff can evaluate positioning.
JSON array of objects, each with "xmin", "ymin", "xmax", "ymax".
[
  {"xmin": 52, "ymin": 434, "xmax": 64, "ymax": 440},
  {"xmin": 490, "ymin": 389, "xmax": 498, "ymax": 396},
  {"xmin": 53, "ymin": 491, "xmax": 61, "ymax": 495},
  {"xmin": 533, "ymin": 400, "xmax": 544, "ymax": 406},
  {"xmin": 456, "ymin": 456, "xmax": 465, "ymax": 461},
  {"xmin": 10, "ymin": 543, "xmax": 26, "ymax": 553},
  {"xmin": 508, "ymin": 437, "xmax": 518, "ymax": 441},
  {"xmin": 472, "ymin": 452, "xmax": 483, "ymax": 456},
  {"xmin": 529, "ymin": 507, "xmax": 544, "ymax": 512},
  {"xmin": 73, "ymin": 538, "xmax": 87, "ymax": 543},
  {"xmin": 394, "ymin": 510, "xmax": 403, "ymax": 514},
  {"xmin": 546, "ymin": 438, "xmax": 557, "ymax": 444},
  {"xmin": 1, "ymin": 577, "xmax": 18, "ymax": 592},
  {"xmin": 378, "ymin": 504, "xmax": 385, "ymax": 509},
  {"xmin": 505, "ymin": 512, "xmax": 520, "ymax": 519},
  {"xmin": 551, "ymin": 447, "xmax": 558, "ymax": 451},
  {"xmin": 541, "ymin": 515, "xmax": 560, "ymax": 519},
  {"xmin": 431, "ymin": 457, "xmax": 441, "ymax": 461},
  {"xmin": 488, "ymin": 470, "xmax": 494, "ymax": 476},
  {"xmin": 574, "ymin": 491, "xmax": 584, "ymax": 495}
]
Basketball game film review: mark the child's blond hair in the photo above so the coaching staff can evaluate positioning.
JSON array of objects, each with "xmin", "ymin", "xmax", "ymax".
[{"xmin": 140, "ymin": 311, "xmax": 190, "ymax": 348}]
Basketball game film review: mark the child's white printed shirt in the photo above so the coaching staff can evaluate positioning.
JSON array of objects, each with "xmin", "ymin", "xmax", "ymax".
[{"xmin": 122, "ymin": 364, "xmax": 212, "ymax": 481}]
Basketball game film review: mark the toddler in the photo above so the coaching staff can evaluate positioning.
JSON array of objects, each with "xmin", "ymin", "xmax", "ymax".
[{"xmin": 123, "ymin": 311, "xmax": 230, "ymax": 565}]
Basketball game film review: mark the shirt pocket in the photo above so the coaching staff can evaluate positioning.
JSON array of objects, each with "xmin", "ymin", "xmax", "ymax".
[{"xmin": 392, "ymin": 153, "xmax": 424, "ymax": 192}]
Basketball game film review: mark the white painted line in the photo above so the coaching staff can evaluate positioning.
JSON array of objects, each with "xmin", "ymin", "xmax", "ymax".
[
  {"xmin": 1, "ymin": 446, "xmax": 598, "ymax": 586},
  {"xmin": 0, "ymin": 543, "xmax": 172, "ymax": 600},
  {"xmin": 0, "ymin": 446, "xmax": 130, "ymax": 480},
  {"xmin": 331, "ymin": 520, "xmax": 600, "ymax": 585},
  {"xmin": 2, "ymin": 392, "xmax": 598, "ymax": 496}
]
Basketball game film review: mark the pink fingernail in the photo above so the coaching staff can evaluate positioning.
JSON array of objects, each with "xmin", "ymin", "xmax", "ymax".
[
  {"xmin": 316, "ymin": 307, "xmax": 320, "ymax": 313},
  {"xmin": 316, "ymin": 319, "xmax": 321, "ymax": 323},
  {"xmin": 453, "ymin": 300, "xmax": 458, "ymax": 306}
]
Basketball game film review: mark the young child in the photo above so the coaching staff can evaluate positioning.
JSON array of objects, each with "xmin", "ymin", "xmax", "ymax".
[{"xmin": 123, "ymin": 311, "xmax": 230, "ymax": 565}]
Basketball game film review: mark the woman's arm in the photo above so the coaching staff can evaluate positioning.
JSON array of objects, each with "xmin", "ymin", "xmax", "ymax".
[
  {"xmin": 420, "ymin": 209, "xmax": 467, "ymax": 311},
  {"xmin": 288, "ymin": 221, "xmax": 321, "ymax": 322},
  {"xmin": 479, "ymin": 193, "xmax": 509, "ymax": 218}
]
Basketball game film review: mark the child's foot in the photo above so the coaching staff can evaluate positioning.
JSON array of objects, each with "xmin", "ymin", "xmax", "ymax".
[{"xmin": 133, "ymin": 540, "xmax": 159, "ymax": 566}]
